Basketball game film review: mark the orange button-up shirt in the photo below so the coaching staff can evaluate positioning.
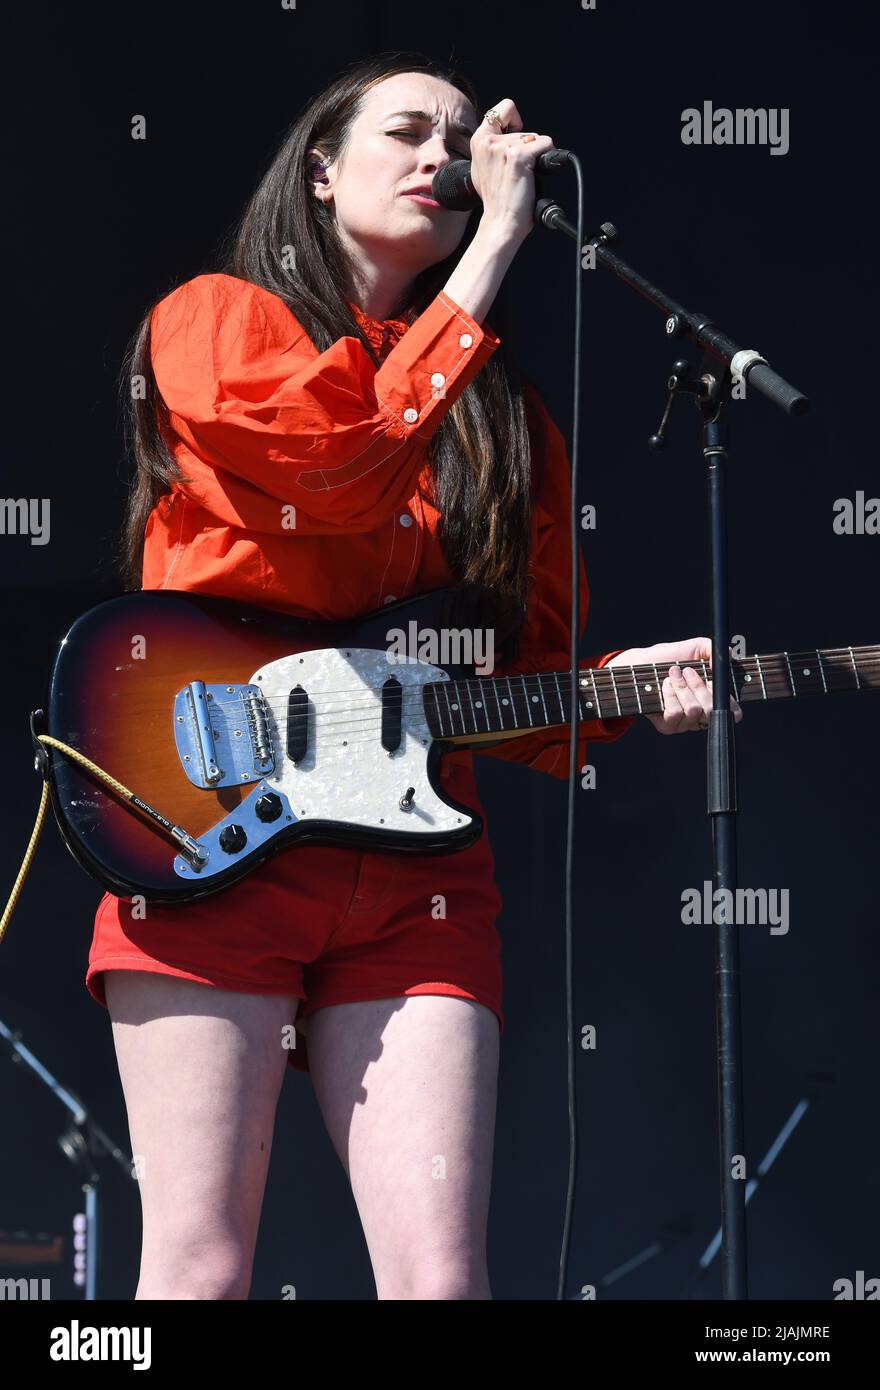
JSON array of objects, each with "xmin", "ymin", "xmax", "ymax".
[{"xmin": 143, "ymin": 273, "xmax": 636, "ymax": 779}]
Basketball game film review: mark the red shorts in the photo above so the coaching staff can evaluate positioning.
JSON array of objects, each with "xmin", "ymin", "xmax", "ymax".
[{"xmin": 86, "ymin": 756, "xmax": 504, "ymax": 1074}]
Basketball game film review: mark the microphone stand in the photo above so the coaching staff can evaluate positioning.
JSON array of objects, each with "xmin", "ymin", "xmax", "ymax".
[
  {"xmin": 1, "ymin": 1016, "xmax": 134, "ymax": 1298},
  {"xmin": 533, "ymin": 179, "xmax": 809, "ymax": 1300}
]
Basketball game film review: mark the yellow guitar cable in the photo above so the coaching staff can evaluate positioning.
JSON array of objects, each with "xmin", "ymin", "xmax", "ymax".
[{"xmin": 1, "ymin": 734, "xmax": 198, "ymax": 947}]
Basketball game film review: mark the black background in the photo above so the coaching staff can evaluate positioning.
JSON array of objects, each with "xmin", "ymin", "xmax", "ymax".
[{"xmin": 2, "ymin": 0, "xmax": 877, "ymax": 1301}]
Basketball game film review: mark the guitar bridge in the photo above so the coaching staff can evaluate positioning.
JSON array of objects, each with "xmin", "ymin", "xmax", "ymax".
[{"xmin": 173, "ymin": 680, "xmax": 275, "ymax": 788}]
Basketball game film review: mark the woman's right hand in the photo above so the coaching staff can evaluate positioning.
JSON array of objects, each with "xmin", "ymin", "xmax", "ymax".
[{"xmin": 468, "ymin": 97, "xmax": 558, "ymax": 245}]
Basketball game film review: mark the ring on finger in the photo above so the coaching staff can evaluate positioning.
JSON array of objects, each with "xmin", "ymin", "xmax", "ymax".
[{"xmin": 484, "ymin": 107, "xmax": 505, "ymax": 129}]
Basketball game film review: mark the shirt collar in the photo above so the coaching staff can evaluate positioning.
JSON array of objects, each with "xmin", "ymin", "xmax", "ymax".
[{"xmin": 347, "ymin": 299, "xmax": 413, "ymax": 351}]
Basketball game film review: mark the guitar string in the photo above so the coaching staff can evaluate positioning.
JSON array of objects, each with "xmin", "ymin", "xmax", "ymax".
[
  {"xmin": 232, "ymin": 652, "xmax": 880, "ymax": 707},
  {"xmin": 217, "ymin": 657, "xmax": 880, "ymax": 717},
  {"xmin": 202, "ymin": 664, "xmax": 880, "ymax": 742},
  {"xmin": 239, "ymin": 643, "xmax": 880, "ymax": 694},
  {"xmin": 215, "ymin": 657, "xmax": 880, "ymax": 715},
  {"xmin": 181, "ymin": 665, "xmax": 880, "ymax": 762},
  {"xmin": 195, "ymin": 679, "xmax": 876, "ymax": 755}
]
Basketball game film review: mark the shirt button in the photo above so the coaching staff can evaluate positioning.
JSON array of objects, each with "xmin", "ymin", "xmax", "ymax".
[
  {"xmin": 403, "ymin": 407, "xmax": 418, "ymax": 423},
  {"xmin": 459, "ymin": 333, "xmax": 473, "ymax": 348},
  {"xmin": 399, "ymin": 513, "xmax": 413, "ymax": 527},
  {"xmin": 430, "ymin": 371, "xmax": 446, "ymax": 388},
  {"xmin": 383, "ymin": 595, "xmax": 397, "ymax": 604}
]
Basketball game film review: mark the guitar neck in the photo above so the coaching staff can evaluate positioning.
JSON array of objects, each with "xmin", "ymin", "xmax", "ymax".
[{"xmin": 423, "ymin": 644, "xmax": 880, "ymax": 741}]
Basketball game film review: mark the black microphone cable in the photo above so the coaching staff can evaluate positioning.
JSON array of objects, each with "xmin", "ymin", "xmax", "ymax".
[
  {"xmin": 558, "ymin": 151, "xmax": 588, "ymax": 1303},
  {"xmin": 435, "ymin": 147, "xmax": 594, "ymax": 1300}
]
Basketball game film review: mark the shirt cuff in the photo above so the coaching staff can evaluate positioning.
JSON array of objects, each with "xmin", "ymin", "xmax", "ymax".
[{"xmin": 374, "ymin": 291, "xmax": 500, "ymax": 437}]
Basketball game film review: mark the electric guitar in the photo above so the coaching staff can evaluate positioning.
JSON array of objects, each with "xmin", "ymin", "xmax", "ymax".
[{"xmin": 35, "ymin": 586, "xmax": 879, "ymax": 903}]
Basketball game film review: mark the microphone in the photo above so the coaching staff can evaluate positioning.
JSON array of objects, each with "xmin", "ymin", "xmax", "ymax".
[{"xmin": 431, "ymin": 149, "xmax": 572, "ymax": 210}]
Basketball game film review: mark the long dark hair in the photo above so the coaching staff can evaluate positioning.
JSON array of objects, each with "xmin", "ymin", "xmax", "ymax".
[{"xmin": 117, "ymin": 50, "xmax": 540, "ymax": 656}]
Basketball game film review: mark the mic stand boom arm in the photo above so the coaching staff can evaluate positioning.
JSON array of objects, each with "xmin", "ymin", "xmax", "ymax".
[{"xmin": 535, "ymin": 199, "xmax": 808, "ymax": 416}]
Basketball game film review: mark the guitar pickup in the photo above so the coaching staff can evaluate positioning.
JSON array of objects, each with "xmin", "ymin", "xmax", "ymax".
[
  {"xmin": 381, "ymin": 676, "xmax": 403, "ymax": 753},
  {"xmin": 287, "ymin": 684, "xmax": 310, "ymax": 764},
  {"xmin": 173, "ymin": 680, "xmax": 275, "ymax": 789}
]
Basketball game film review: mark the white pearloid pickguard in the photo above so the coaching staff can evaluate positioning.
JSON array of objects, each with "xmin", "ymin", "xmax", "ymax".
[{"xmin": 248, "ymin": 647, "xmax": 474, "ymax": 835}]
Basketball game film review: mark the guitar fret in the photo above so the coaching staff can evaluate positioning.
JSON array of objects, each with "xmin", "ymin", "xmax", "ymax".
[
  {"xmin": 652, "ymin": 664, "xmax": 662, "ymax": 714},
  {"xmin": 816, "ymin": 649, "xmax": 828, "ymax": 694},
  {"xmin": 492, "ymin": 678, "xmax": 505, "ymax": 731},
  {"xmin": 463, "ymin": 679, "xmax": 476, "ymax": 733},
  {"xmin": 606, "ymin": 666, "xmax": 622, "ymax": 717},
  {"xmin": 586, "ymin": 669, "xmax": 601, "ymax": 719},
  {"xmin": 783, "ymin": 651, "xmax": 796, "ymax": 695},
  {"xmin": 505, "ymin": 676, "xmax": 516, "ymax": 729},
  {"xmin": 441, "ymin": 680, "xmax": 455, "ymax": 736},
  {"xmin": 754, "ymin": 655, "xmax": 767, "ymax": 700},
  {"xmin": 478, "ymin": 681, "xmax": 492, "ymax": 733},
  {"xmin": 574, "ymin": 673, "xmax": 587, "ymax": 717},
  {"xmin": 510, "ymin": 676, "xmax": 526, "ymax": 728},
  {"xmin": 849, "ymin": 646, "xmax": 861, "ymax": 690},
  {"xmin": 521, "ymin": 675, "xmax": 534, "ymax": 727},
  {"xmin": 537, "ymin": 675, "xmax": 550, "ymax": 725},
  {"xmin": 631, "ymin": 667, "xmax": 643, "ymax": 714},
  {"xmin": 553, "ymin": 672, "xmax": 566, "ymax": 724},
  {"xmin": 474, "ymin": 680, "xmax": 487, "ymax": 731},
  {"xmin": 730, "ymin": 662, "xmax": 740, "ymax": 701},
  {"xmin": 473, "ymin": 679, "xmax": 490, "ymax": 732}
]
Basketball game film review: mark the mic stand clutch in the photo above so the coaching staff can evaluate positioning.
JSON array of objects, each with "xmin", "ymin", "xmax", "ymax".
[{"xmin": 533, "ymin": 183, "xmax": 809, "ymax": 1299}]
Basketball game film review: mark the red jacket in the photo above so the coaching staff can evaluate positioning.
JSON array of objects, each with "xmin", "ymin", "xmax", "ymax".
[{"xmin": 143, "ymin": 273, "xmax": 636, "ymax": 778}]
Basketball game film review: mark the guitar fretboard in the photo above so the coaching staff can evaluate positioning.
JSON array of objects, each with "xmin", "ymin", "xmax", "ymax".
[{"xmin": 422, "ymin": 645, "xmax": 880, "ymax": 740}]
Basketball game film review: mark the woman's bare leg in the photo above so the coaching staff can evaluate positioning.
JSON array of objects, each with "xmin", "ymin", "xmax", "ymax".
[
  {"xmin": 104, "ymin": 969, "xmax": 299, "ymax": 1300},
  {"xmin": 306, "ymin": 994, "xmax": 499, "ymax": 1300}
]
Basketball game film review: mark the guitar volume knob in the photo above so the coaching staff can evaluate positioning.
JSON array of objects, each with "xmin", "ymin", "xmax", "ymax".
[
  {"xmin": 255, "ymin": 792, "xmax": 283, "ymax": 822},
  {"xmin": 219, "ymin": 824, "xmax": 248, "ymax": 854}
]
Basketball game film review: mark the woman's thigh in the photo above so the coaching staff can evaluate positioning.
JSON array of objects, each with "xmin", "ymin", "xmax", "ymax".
[
  {"xmin": 306, "ymin": 994, "xmax": 500, "ymax": 1299},
  {"xmin": 104, "ymin": 969, "xmax": 299, "ymax": 1299}
]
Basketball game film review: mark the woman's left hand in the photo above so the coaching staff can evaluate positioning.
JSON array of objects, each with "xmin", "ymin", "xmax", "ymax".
[{"xmin": 605, "ymin": 638, "xmax": 744, "ymax": 735}]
